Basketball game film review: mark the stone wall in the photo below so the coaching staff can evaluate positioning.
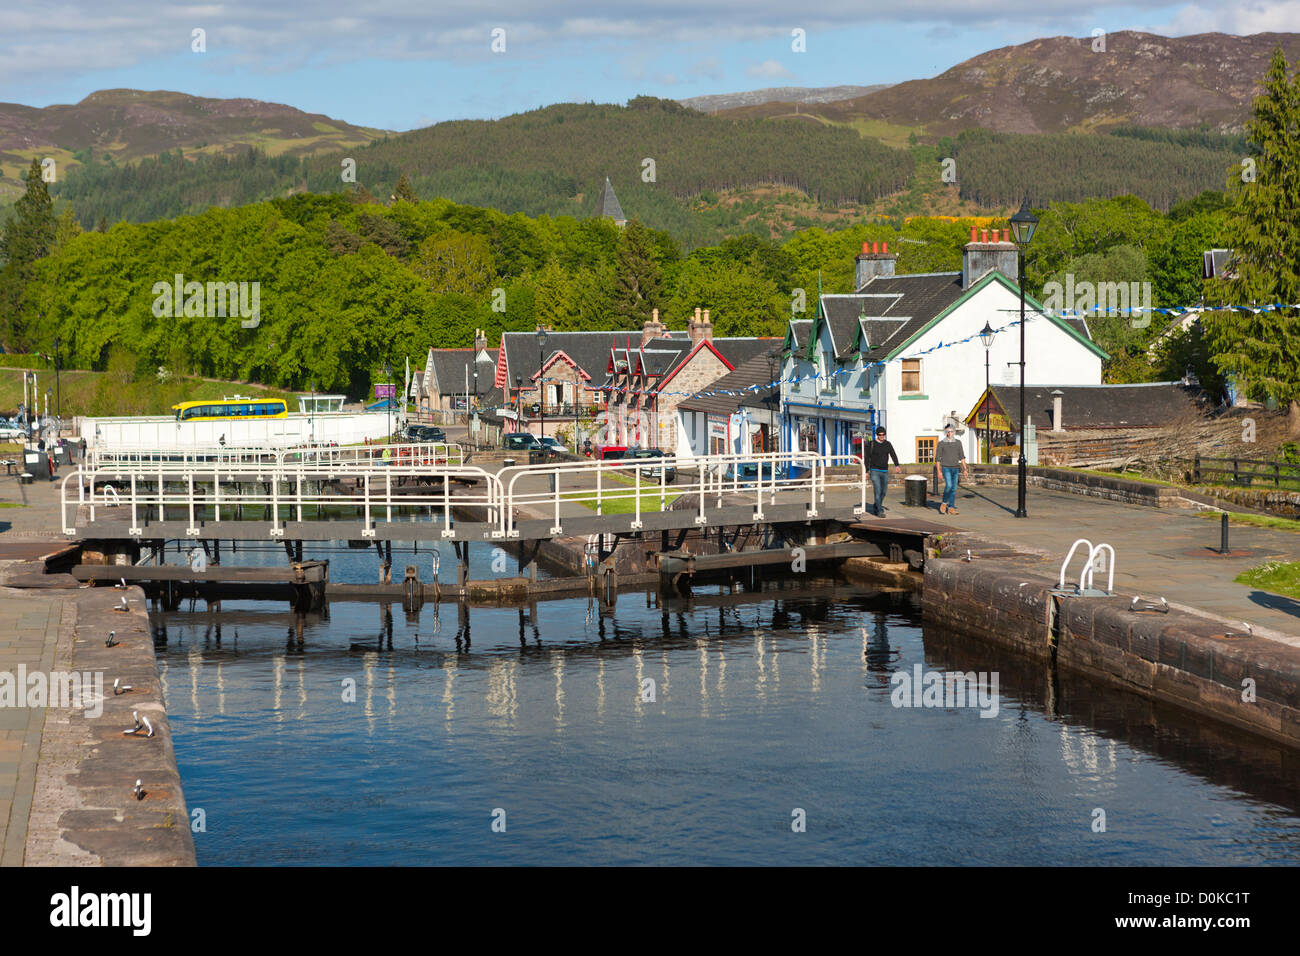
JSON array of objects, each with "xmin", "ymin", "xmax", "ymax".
[{"xmin": 924, "ymin": 558, "xmax": 1300, "ymax": 749}]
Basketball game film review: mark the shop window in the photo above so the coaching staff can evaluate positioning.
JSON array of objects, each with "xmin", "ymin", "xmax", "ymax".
[{"xmin": 916, "ymin": 436, "xmax": 936, "ymax": 463}]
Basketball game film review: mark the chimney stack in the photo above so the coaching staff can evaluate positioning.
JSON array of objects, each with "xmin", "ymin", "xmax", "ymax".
[
  {"xmin": 474, "ymin": 327, "xmax": 487, "ymax": 353},
  {"xmin": 962, "ymin": 225, "xmax": 1019, "ymax": 289},
  {"xmin": 1051, "ymin": 390, "xmax": 1064, "ymax": 432},
  {"xmin": 701, "ymin": 309, "xmax": 713, "ymax": 342},
  {"xmin": 641, "ymin": 307, "xmax": 666, "ymax": 346},
  {"xmin": 855, "ymin": 239, "xmax": 898, "ymax": 288}
]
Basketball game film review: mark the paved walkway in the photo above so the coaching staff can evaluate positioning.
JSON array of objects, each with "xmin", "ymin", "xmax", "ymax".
[
  {"xmin": 0, "ymin": 592, "xmax": 68, "ymax": 865},
  {"xmin": 877, "ymin": 481, "xmax": 1300, "ymax": 645}
]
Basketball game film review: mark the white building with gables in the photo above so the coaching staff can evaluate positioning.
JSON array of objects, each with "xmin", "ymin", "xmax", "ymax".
[{"xmin": 783, "ymin": 230, "xmax": 1107, "ymax": 464}]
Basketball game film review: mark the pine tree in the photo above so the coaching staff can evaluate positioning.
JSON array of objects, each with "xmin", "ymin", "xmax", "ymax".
[
  {"xmin": 0, "ymin": 158, "xmax": 56, "ymax": 346},
  {"xmin": 1206, "ymin": 46, "xmax": 1300, "ymax": 403},
  {"xmin": 393, "ymin": 174, "xmax": 417, "ymax": 204},
  {"xmin": 610, "ymin": 219, "xmax": 664, "ymax": 329}
]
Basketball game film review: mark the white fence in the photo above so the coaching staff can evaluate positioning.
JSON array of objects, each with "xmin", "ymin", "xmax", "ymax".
[
  {"xmin": 80, "ymin": 412, "xmax": 393, "ymax": 451},
  {"xmin": 64, "ymin": 450, "xmax": 866, "ymax": 539}
]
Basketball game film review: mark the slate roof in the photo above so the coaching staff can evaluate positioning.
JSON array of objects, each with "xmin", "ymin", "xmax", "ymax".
[
  {"xmin": 818, "ymin": 272, "xmax": 1093, "ymax": 359},
  {"xmin": 428, "ymin": 348, "xmax": 497, "ymax": 395},
  {"xmin": 980, "ymin": 382, "xmax": 1206, "ymax": 433},
  {"xmin": 787, "ymin": 320, "xmax": 813, "ymax": 350},
  {"xmin": 499, "ymin": 331, "xmax": 615, "ymax": 388},
  {"xmin": 711, "ymin": 336, "xmax": 780, "ymax": 369},
  {"xmin": 820, "ymin": 273, "xmax": 967, "ymax": 360},
  {"xmin": 597, "ymin": 177, "xmax": 626, "ymax": 222},
  {"xmin": 678, "ymin": 351, "xmax": 782, "ymax": 415}
]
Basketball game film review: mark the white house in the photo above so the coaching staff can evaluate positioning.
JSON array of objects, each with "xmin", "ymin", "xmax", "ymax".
[{"xmin": 782, "ymin": 232, "xmax": 1107, "ymax": 464}]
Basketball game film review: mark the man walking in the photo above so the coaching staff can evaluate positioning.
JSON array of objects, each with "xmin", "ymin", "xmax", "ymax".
[
  {"xmin": 937, "ymin": 423, "xmax": 968, "ymax": 515},
  {"xmin": 867, "ymin": 425, "xmax": 902, "ymax": 516}
]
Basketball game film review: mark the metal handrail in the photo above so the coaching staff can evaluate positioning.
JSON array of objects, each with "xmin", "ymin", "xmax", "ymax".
[{"xmin": 63, "ymin": 451, "xmax": 867, "ymax": 540}]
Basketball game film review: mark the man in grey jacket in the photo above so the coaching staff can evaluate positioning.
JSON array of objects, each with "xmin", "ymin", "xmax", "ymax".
[{"xmin": 936, "ymin": 423, "xmax": 968, "ymax": 514}]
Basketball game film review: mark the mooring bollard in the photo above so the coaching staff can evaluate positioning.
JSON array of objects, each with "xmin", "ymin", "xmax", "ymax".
[{"xmin": 1220, "ymin": 512, "xmax": 1229, "ymax": 555}]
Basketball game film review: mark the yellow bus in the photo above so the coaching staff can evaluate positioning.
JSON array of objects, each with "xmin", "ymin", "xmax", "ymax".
[{"xmin": 172, "ymin": 397, "xmax": 289, "ymax": 422}]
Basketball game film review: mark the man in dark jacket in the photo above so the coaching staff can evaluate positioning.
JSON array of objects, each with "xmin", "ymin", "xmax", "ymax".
[{"xmin": 867, "ymin": 426, "xmax": 902, "ymax": 515}]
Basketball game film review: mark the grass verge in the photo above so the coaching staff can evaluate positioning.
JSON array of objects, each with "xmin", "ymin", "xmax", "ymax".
[
  {"xmin": 1192, "ymin": 510, "xmax": 1300, "ymax": 533},
  {"xmin": 1235, "ymin": 561, "xmax": 1300, "ymax": 600}
]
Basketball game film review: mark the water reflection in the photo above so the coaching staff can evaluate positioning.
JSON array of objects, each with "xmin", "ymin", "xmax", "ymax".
[{"xmin": 155, "ymin": 579, "xmax": 1300, "ymax": 865}]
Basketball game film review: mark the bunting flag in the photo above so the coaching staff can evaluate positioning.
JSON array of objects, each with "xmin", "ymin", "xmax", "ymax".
[{"xmin": 573, "ymin": 297, "xmax": 1259, "ymax": 403}]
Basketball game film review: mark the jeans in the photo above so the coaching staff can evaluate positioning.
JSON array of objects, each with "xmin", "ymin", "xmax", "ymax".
[
  {"xmin": 942, "ymin": 466, "xmax": 960, "ymax": 508},
  {"xmin": 870, "ymin": 469, "xmax": 889, "ymax": 514}
]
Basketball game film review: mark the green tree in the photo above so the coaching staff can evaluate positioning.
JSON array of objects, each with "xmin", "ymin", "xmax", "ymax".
[
  {"xmin": 393, "ymin": 174, "xmax": 418, "ymax": 204},
  {"xmin": 0, "ymin": 158, "xmax": 56, "ymax": 346},
  {"xmin": 610, "ymin": 219, "xmax": 665, "ymax": 329},
  {"xmin": 412, "ymin": 232, "xmax": 496, "ymax": 296},
  {"xmin": 1205, "ymin": 46, "xmax": 1300, "ymax": 404}
]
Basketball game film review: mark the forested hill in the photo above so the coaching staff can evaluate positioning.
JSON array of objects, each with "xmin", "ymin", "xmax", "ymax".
[
  {"xmin": 0, "ymin": 88, "xmax": 387, "ymax": 199},
  {"xmin": 52, "ymin": 97, "xmax": 913, "ymax": 248}
]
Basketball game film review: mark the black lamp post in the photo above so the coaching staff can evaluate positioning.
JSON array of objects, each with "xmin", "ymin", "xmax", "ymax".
[
  {"xmin": 515, "ymin": 373, "xmax": 523, "ymax": 430},
  {"xmin": 53, "ymin": 337, "xmax": 61, "ymax": 437},
  {"xmin": 472, "ymin": 369, "xmax": 478, "ymax": 410},
  {"xmin": 308, "ymin": 379, "xmax": 317, "ymax": 444},
  {"xmin": 766, "ymin": 347, "xmax": 779, "ymax": 452},
  {"xmin": 382, "ymin": 359, "xmax": 394, "ymax": 444},
  {"xmin": 1009, "ymin": 201, "xmax": 1039, "ymax": 518},
  {"xmin": 536, "ymin": 327, "xmax": 548, "ymax": 442},
  {"xmin": 978, "ymin": 321, "xmax": 995, "ymax": 466}
]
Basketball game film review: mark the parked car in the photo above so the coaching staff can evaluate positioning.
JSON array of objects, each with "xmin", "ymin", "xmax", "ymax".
[
  {"xmin": 0, "ymin": 424, "xmax": 25, "ymax": 441},
  {"xmin": 404, "ymin": 424, "xmax": 447, "ymax": 442},
  {"xmin": 631, "ymin": 448, "xmax": 676, "ymax": 483},
  {"xmin": 538, "ymin": 436, "xmax": 568, "ymax": 455},
  {"xmin": 504, "ymin": 432, "xmax": 542, "ymax": 451},
  {"xmin": 597, "ymin": 445, "xmax": 628, "ymax": 461},
  {"xmin": 722, "ymin": 461, "xmax": 783, "ymax": 486}
]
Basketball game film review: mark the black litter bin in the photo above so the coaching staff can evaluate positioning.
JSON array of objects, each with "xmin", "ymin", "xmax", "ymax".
[
  {"xmin": 904, "ymin": 474, "xmax": 927, "ymax": 507},
  {"xmin": 23, "ymin": 450, "xmax": 51, "ymax": 481}
]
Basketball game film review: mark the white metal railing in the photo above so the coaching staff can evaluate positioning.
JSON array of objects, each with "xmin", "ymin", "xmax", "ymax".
[
  {"xmin": 63, "ymin": 450, "xmax": 866, "ymax": 539},
  {"xmin": 89, "ymin": 442, "xmax": 464, "ymax": 471},
  {"xmin": 1058, "ymin": 538, "xmax": 1116, "ymax": 594},
  {"xmin": 497, "ymin": 450, "xmax": 866, "ymax": 538},
  {"xmin": 64, "ymin": 463, "xmax": 499, "ymax": 539}
]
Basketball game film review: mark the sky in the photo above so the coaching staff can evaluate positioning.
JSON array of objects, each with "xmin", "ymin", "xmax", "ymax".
[{"xmin": 3, "ymin": 1, "xmax": 1298, "ymax": 131}]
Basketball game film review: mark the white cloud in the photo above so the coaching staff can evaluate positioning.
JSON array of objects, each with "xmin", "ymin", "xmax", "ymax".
[
  {"xmin": 0, "ymin": 1, "xmax": 1263, "ymax": 89},
  {"xmin": 746, "ymin": 59, "xmax": 794, "ymax": 79},
  {"xmin": 1156, "ymin": 1, "xmax": 1300, "ymax": 35}
]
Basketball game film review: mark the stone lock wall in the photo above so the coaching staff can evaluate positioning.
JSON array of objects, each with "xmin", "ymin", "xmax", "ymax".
[{"xmin": 923, "ymin": 558, "xmax": 1300, "ymax": 749}]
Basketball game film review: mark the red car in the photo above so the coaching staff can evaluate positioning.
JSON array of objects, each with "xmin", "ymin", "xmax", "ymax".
[{"xmin": 597, "ymin": 445, "xmax": 628, "ymax": 460}]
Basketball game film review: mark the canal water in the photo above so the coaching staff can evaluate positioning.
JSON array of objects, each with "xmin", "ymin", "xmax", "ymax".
[{"xmin": 155, "ymin": 546, "xmax": 1300, "ymax": 866}]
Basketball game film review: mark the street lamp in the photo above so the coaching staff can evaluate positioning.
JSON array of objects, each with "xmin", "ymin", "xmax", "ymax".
[
  {"xmin": 53, "ymin": 337, "xmax": 60, "ymax": 438},
  {"xmin": 382, "ymin": 359, "xmax": 394, "ymax": 445},
  {"xmin": 308, "ymin": 379, "xmax": 317, "ymax": 445},
  {"xmin": 978, "ymin": 321, "xmax": 995, "ymax": 466},
  {"xmin": 536, "ymin": 327, "xmax": 548, "ymax": 443},
  {"xmin": 1009, "ymin": 201, "xmax": 1039, "ymax": 518},
  {"xmin": 766, "ymin": 347, "xmax": 779, "ymax": 452},
  {"xmin": 515, "ymin": 373, "xmax": 523, "ymax": 431}
]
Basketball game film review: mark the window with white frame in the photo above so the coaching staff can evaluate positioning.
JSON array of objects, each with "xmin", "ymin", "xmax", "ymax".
[{"xmin": 901, "ymin": 358, "xmax": 922, "ymax": 394}]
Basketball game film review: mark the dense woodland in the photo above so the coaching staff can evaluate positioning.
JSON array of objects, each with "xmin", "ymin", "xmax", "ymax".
[
  {"xmin": 0, "ymin": 160, "xmax": 1227, "ymax": 398},
  {"xmin": 937, "ymin": 127, "xmax": 1244, "ymax": 211},
  {"xmin": 10, "ymin": 48, "xmax": 1300, "ymax": 407},
  {"xmin": 39, "ymin": 95, "xmax": 1251, "ymax": 247}
]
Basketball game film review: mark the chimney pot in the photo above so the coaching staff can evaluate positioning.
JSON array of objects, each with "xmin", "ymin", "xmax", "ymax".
[
  {"xmin": 970, "ymin": 225, "xmax": 977, "ymax": 242},
  {"xmin": 861, "ymin": 242, "xmax": 870, "ymax": 254},
  {"xmin": 882, "ymin": 241, "xmax": 888, "ymax": 254},
  {"xmin": 980, "ymin": 229, "xmax": 989, "ymax": 243}
]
